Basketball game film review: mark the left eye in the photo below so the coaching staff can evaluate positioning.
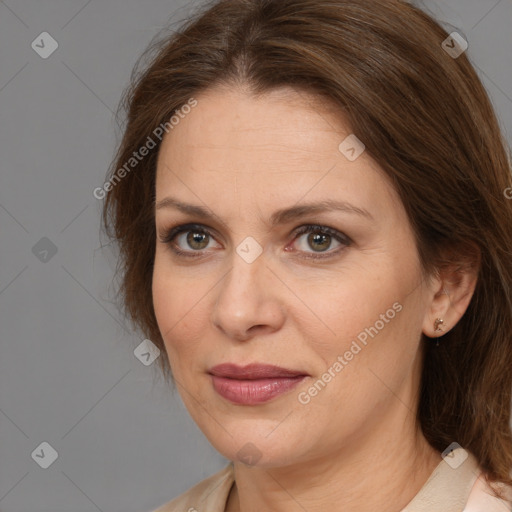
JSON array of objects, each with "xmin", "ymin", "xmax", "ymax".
[
  {"xmin": 158, "ymin": 223, "xmax": 351, "ymax": 260},
  {"xmin": 290, "ymin": 225, "xmax": 351, "ymax": 259}
]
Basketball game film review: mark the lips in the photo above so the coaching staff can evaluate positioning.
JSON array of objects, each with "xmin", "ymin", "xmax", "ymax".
[
  {"xmin": 209, "ymin": 363, "xmax": 307, "ymax": 379},
  {"xmin": 208, "ymin": 363, "xmax": 309, "ymax": 405}
]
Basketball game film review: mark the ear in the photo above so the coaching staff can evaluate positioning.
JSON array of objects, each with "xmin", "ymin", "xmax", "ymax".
[{"xmin": 422, "ymin": 243, "xmax": 481, "ymax": 339}]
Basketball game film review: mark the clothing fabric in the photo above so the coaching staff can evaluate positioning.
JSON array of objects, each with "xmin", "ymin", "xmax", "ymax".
[{"xmin": 151, "ymin": 447, "xmax": 512, "ymax": 512}]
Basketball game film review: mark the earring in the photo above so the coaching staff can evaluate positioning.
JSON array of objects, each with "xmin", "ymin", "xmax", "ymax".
[
  {"xmin": 434, "ymin": 318, "xmax": 444, "ymax": 346},
  {"xmin": 434, "ymin": 318, "xmax": 444, "ymax": 332}
]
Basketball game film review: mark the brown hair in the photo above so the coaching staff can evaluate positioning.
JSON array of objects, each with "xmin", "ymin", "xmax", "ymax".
[{"xmin": 102, "ymin": 0, "xmax": 512, "ymax": 495}]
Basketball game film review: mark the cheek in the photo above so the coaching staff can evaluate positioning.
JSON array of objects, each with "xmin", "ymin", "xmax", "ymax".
[
  {"xmin": 303, "ymin": 277, "xmax": 393, "ymax": 346},
  {"xmin": 309, "ymin": 271, "xmax": 421, "ymax": 376},
  {"xmin": 303, "ymin": 304, "xmax": 422, "ymax": 427},
  {"xmin": 152, "ymin": 253, "xmax": 209, "ymax": 363},
  {"xmin": 152, "ymin": 256, "xmax": 174, "ymax": 336}
]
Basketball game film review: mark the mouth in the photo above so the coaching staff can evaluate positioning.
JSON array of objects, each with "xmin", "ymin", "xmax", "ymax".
[{"xmin": 208, "ymin": 363, "xmax": 309, "ymax": 405}]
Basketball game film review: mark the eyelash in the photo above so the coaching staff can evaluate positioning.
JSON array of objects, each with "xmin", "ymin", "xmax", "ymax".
[{"xmin": 158, "ymin": 223, "xmax": 352, "ymax": 261}]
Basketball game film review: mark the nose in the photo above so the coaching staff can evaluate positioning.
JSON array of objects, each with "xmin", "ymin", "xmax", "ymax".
[{"xmin": 210, "ymin": 250, "xmax": 286, "ymax": 341}]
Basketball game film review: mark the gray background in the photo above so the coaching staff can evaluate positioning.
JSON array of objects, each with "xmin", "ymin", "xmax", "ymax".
[{"xmin": 0, "ymin": 1, "xmax": 511, "ymax": 511}]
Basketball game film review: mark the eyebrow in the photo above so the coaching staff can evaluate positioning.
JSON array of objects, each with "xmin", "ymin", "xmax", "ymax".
[{"xmin": 155, "ymin": 196, "xmax": 374, "ymax": 225}]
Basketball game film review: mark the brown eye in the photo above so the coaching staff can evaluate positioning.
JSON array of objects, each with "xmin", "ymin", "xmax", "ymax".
[
  {"xmin": 159, "ymin": 223, "xmax": 351, "ymax": 261},
  {"xmin": 291, "ymin": 225, "xmax": 352, "ymax": 260},
  {"xmin": 306, "ymin": 231, "xmax": 332, "ymax": 252},
  {"xmin": 185, "ymin": 231, "xmax": 210, "ymax": 250},
  {"xmin": 158, "ymin": 223, "xmax": 220, "ymax": 258}
]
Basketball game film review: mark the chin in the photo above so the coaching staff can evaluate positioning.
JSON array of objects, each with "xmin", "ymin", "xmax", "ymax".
[{"xmin": 199, "ymin": 420, "xmax": 310, "ymax": 469}]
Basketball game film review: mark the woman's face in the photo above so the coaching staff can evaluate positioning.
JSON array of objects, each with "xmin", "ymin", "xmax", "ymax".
[{"xmin": 153, "ymin": 85, "xmax": 437, "ymax": 468}]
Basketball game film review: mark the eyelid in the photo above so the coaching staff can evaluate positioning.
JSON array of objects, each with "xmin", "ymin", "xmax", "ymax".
[{"xmin": 158, "ymin": 223, "xmax": 220, "ymax": 245}]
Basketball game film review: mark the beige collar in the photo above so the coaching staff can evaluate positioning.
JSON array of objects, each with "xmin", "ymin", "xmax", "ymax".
[{"xmin": 401, "ymin": 447, "xmax": 480, "ymax": 511}]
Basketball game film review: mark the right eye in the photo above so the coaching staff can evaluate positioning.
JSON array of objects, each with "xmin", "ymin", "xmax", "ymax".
[{"xmin": 158, "ymin": 223, "xmax": 221, "ymax": 258}]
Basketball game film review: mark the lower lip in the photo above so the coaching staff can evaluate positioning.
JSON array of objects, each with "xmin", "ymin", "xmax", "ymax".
[{"xmin": 210, "ymin": 375, "xmax": 307, "ymax": 405}]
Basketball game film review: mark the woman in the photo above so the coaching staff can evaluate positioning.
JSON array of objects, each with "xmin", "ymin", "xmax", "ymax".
[{"xmin": 101, "ymin": 0, "xmax": 512, "ymax": 510}]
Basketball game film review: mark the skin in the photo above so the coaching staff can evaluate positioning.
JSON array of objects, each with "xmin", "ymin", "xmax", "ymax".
[{"xmin": 152, "ymin": 84, "xmax": 478, "ymax": 512}]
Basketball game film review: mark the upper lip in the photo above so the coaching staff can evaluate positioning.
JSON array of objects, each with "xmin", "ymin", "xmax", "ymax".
[{"xmin": 208, "ymin": 363, "xmax": 308, "ymax": 380}]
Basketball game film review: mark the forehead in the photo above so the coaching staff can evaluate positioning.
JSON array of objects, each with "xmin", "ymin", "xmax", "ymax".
[
  {"xmin": 160, "ymin": 84, "xmax": 348, "ymax": 150},
  {"xmin": 155, "ymin": 86, "xmax": 401, "ymax": 224}
]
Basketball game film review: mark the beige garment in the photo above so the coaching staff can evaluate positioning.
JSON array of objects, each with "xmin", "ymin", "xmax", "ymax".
[{"xmin": 151, "ymin": 447, "xmax": 512, "ymax": 512}]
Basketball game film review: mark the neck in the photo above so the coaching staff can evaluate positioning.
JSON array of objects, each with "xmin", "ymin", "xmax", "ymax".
[{"xmin": 226, "ymin": 421, "xmax": 441, "ymax": 512}]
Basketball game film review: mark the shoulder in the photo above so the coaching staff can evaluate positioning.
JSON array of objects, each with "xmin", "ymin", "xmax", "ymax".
[
  {"xmin": 150, "ymin": 463, "xmax": 235, "ymax": 512},
  {"xmin": 464, "ymin": 472, "xmax": 512, "ymax": 512}
]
